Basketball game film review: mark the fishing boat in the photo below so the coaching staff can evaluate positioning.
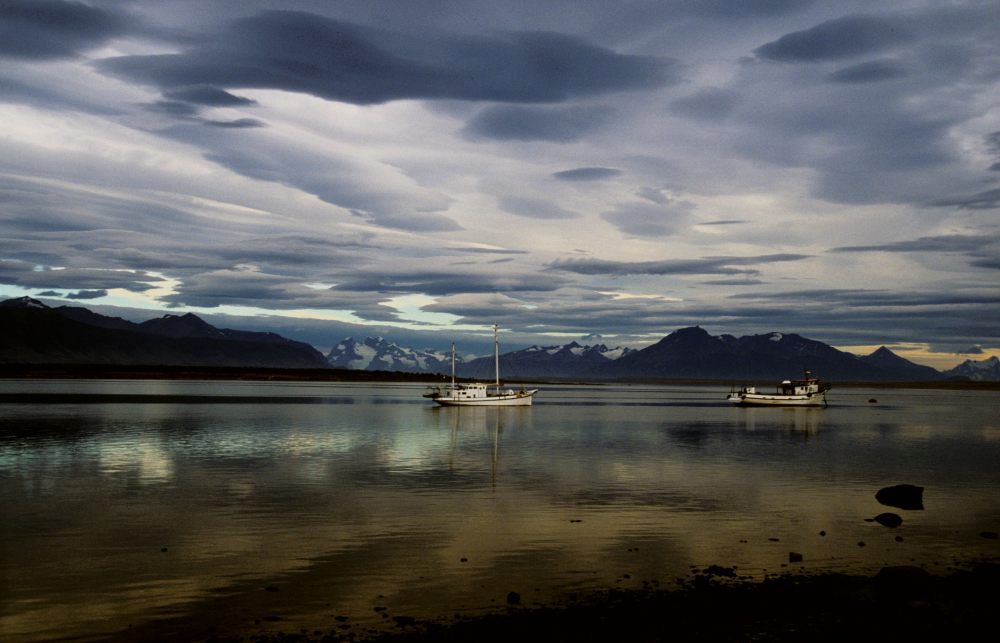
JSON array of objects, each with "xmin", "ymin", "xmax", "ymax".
[
  {"xmin": 424, "ymin": 325, "xmax": 538, "ymax": 406},
  {"xmin": 727, "ymin": 371, "xmax": 830, "ymax": 407}
]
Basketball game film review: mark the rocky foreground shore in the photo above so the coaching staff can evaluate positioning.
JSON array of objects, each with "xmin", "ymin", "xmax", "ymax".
[{"xmin": 223, "ymin": 562, "xmax": 998, "ymax": 643}]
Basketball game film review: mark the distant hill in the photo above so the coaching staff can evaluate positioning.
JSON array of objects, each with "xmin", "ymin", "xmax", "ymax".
[
  {"xmin": 943, "ymin": 356, "xmax": 1000, "ymax": 381},
  {"xmin": 607, "ymin": 327, "xmax": 943, "ymax": 382},
  {"xmin": 0, "ymin": 297, "xmax": 329, "ymax": 369},
  {"xmin": 860, "ymin": 346, "xmax": 942, "ymax": 381}
]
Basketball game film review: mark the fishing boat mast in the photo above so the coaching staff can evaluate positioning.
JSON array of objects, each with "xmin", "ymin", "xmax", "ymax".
[{"xmin": 494, "ymin": 324, "xmax": 500, "ymax": 389}]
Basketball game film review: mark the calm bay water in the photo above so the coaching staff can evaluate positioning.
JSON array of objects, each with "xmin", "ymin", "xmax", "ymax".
[{"xmin": 1, "ymin": 380, "xmax": 998, "ymax": 640}]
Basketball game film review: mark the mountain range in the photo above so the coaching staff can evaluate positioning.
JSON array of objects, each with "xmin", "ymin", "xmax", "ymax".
[
  {"xmin": 0, "ymin": 297, "xmax": 328, "ymax": 368},
  {"xmin": 327, "ymin": 327, "xmax": 980, "ymax": 382},
  {"xmin": 1, "ymin": 297, "xmax": 994, "ymax": 381}
]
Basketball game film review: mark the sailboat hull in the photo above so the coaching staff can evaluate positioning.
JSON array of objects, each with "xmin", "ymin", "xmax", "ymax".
[{"xmin": 433, "ymin": 390, "xmax": 538, "ymax": 407}]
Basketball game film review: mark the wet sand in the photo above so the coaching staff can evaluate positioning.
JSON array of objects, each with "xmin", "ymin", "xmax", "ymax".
[{"xmin": 163, "ymin": 562, "xmax": 999, "ymax": 642}]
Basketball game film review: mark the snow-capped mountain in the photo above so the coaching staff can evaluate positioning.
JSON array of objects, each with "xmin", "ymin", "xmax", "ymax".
[
  {"xmin": 326, "ymin": 337, "xmax": 459, "ymax": 373},
  {"xmin": 459, "ymin": 341, "xmax": 636, "ymax": 379},
  {"xmin": 325, "ymin": 337, "xmax": 633, "ymax": 377},
  {"xmin": 944, "ymin": 356, "xmax": 1000, "ymax": 381}
]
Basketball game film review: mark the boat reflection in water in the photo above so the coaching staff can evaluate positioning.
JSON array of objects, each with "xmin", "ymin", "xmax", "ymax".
[{"xmin": 734, "ymin": 406, "xmax": 825, "ymax": 436}]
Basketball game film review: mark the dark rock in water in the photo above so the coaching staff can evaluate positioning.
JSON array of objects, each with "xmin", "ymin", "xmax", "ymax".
[
  {"xmin": 506, "ymin": 591, "xmax": 521, "ymax": 605},
  {"xmin": 895, "ymin": 535, "xmax": 904, "ymax": 542},
  {"xmin": 819, "ymin": 531, "xmax": 826, "ymax": 537},
  {"xmin": 264, "ymin": 586, "xmax": 279, "ymax": 592},
  {"xmin": 789, "ymin": 552, "xmax": 803, "ymax": 563},
  {"xmin": 874, "ymin": 512, "xmax": 903, "ymax": 528},
  {"xmin": 868, "ymin": 398, "xmax": 877, "ymax": 403},
  {"xmin": 981, "ymin": 531, "xmax": 999, "ymax": 540},
  {"xmin": 858, "ymin": 541, "xmax": 866, "ymax": 547},
  {"xmin": 876, "ymin": 484, "xmax": 924, "ymax": 510}
]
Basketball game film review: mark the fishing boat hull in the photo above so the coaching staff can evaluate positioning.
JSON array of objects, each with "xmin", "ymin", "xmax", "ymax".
[
  {"xmin": 727, "ymin": 392, "xmax": 826, "ymax": 407},
  {"xmin": 433, "ymin": 389, "xmax": 538, "ymax": 407}
]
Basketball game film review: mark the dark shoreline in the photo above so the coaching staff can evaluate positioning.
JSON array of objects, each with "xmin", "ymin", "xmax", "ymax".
[
  {"xmin": 1, "ymin": 363, "xmax": 997, "ymax": 390},
  {"xmin": 180, "ymin": 563, "xmax": 1000, "ymax": 642}
]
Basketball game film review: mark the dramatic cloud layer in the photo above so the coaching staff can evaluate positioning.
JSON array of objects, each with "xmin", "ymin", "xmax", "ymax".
[{"xmin": 1, "ymin": 0, "xmax": 998, "ymax": 367}]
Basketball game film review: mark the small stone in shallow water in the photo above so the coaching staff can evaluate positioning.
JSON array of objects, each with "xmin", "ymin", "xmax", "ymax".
[
  {"xmin": 875, "ymin": 484, "xmax": 924, "ymax": 510},
  {"xmin": 874, "ymin": 512, "xmax": 903, "ymax": 528},
  {"xmin": 789, "ymin": 552, "xmax": 803, "ymax": 563},
  {"xmin": 981, "ymin": 531, "xmax": 999, "ymax": 540},
  {"xmin": 506, "ymin": 591, "xmax": 521, "ymax": 605}
]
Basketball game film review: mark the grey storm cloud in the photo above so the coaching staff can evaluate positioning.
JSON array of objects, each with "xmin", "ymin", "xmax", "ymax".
[
  {"xmin": 552, "ymin": 167, "xmax": 622, "ymax": 181},
  {"xmin": 832, "ymin": 234, "xmax": 996, "ymax": 254},
  {"xmin": 203, "ymin": 118, "xmax": 266, "ymax": 129},
  {"xmin": 932, "ymin": 188, "xmax": 1000, "ymax": 210},
  {"xmin": 64, "ymin": 289, "xmax": 109, "ymax": 300},
  {"xmin": 601, "ymin": 200, "xmax": 695, "ymax": 237},
  {"xmin": 97, "ymin": 11, "xmax": 676, "ymax": 105},
  {"xmin": 0, "ymin": 0, "xmax": 134, "ymax": 60},
  {"xmin": 0, "ymin": 263, "xmax": 158, "ymax": 292},
  {"xmin": 463, "ymin": 105, "xmax": 614, "ymax": 142},
  {"xmin": 754, "ymin": 15, "xmax": 913, "ymax": 62},
  {"xmin": 729, "ymin": 288, "xmax": 1000, "ymax": 308},
  {"xmin": 668, "ymin": 87, "xmax": 739, "ymax": 121},
  {"xmin": 498, "ymin": 196, "xmax": 578, "ymax": 220},
  {"xmin": 833, "ymin": 234, "xmax": 1000, "ymax": 271},
  {"xmin": 827, "ymin": 59, "xmax": 908, "ymax": 83},
  {"xmin": 162, "ymin": 85, "xmax": 258, "ymax": 107},
  {"xmin": 333, "ymin": 271, "xmax": 567, "ymax": 296},
  {"xmin": 548, "ymin": 253, "xmax": 810, "ymax": 276}
]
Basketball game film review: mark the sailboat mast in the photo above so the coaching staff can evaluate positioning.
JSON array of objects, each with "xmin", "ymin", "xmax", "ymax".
[
  {"xmin": 450, "ymin": 342, "xmax": 456, "ymax": 394},
  {"xmin": 494, "ymin": 324, "xmax": 500, "ymax": 388}
]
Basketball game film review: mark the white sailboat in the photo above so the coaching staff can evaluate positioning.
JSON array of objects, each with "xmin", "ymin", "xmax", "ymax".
[{"xmin": 424, "ymin": 325, "xmax": 538, "ymax": 406}]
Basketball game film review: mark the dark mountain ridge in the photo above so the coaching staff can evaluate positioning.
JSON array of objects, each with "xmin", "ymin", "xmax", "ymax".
[
  {"xmin": 609, "ymin": 327, "xmax": 941, "ymax": 381},
  {"xmin": 0, "ymin": 298, "xmax": 958, "ymax": 380},
  {"xmin": 0, "ymin": 297, "xmax": 329, "ymax": 369}
]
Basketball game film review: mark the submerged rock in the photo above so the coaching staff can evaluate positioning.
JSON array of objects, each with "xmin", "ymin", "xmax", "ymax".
[
  {"xmin": 876, "ymin": 484, "xmax": 924, "ymax": 510},
  {"xmin": 874, "ymin": 513, "xmax": 903, "ymax": 528}
]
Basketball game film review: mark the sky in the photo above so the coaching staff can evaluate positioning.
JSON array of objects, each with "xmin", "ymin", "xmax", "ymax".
[{"xmin": 1, "ymin": 0, "xmax": 998, "ymax": 368}]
